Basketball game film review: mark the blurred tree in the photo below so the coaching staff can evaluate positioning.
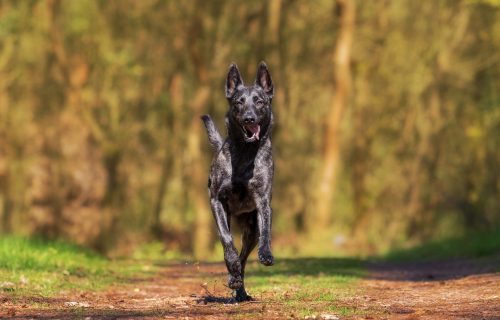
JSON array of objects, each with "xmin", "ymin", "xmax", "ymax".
[
  {"xmin": 0, "ymin": 0, "xmax": 498, "ymax": 255},
  {"xmin": 311, "ymin": 0, "xmax": 355, "ymax": 229}
]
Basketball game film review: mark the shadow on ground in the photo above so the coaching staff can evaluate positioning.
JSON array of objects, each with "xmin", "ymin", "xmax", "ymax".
[
  {"xmin": 8, "ymin": 308, "xmax": 257, "ymax": 320},
  {"xmin": 248, "ymin": 256, "xmax": 499, "ymax": 282},
  {"xmin": 367, "ymin": 255, "xmax": 500, "ymax": 282},
  {"xmin": 158, "ymin": 254, "xmax": 498, "ymax": 285},
  {"xmin": 247, "ymin": 229, "xmax": 500, "ymax": 282},
  {"xmin": 151, "ymin": 228, "xmax": 500, "ymax": 284}
]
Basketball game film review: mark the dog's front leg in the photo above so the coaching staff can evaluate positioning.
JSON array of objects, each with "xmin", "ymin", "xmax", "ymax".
[
  {"xmin": 209, "ymin": 198, "xmax": 243, "ymax": 289},
  {"xmin": 254, "ymin": 196, "xmax": 274, "ymax": 266}
]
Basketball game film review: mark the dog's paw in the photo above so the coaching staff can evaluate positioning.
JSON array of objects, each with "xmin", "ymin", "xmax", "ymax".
[
  {"xmin": 228, "ymin": 275, "xmax": 243, "ymax": 289},
  {"xmin": 235, "ymin": 291, "xmax": 254, "ymax": 302},
  {"xmin": 258, "ymin": 250, "xmax": 274, "ymax": 266}
]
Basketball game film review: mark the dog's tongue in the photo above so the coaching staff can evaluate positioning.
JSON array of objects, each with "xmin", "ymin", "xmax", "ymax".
[{"xmin": 246, "ymin": 124, "xmax": 260, "ymax": 140}]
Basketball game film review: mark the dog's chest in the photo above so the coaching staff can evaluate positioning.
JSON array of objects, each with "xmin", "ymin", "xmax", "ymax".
[
  {"xmin": 226, "ymin": 160, "xmax": 257, "ymax": 215},
  {"xmin": 225, "ymin": 181, "xmax": 255, "ymax": 215},
  {"xmin": 222, "ymin": 154, "xmax": 257, "ymax": 215}
]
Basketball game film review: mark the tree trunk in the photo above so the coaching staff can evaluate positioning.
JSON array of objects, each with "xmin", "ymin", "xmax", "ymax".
[
  {"xmin": 188, "ymin": 85, "xmax": 211, "ymax": 259},
  {"xmin": 94, "ymin": 149, "xmax": 123, "ymax": 252},
  {"xmin": 1, "ymin": 176, "xmax": 12, "ymax": 234},
  {"xmin": 186, "ymin": 2, "xmax": 224, "ymax": 259},
  {"xmin": 151, "ymin": 73, "xmax": 183, "ymax": 238},
  {"xmin": 351, "ymin": 82, "xmax": 371, "ymax": 235},
  {"xmin": 311, "ymin": 0, "xmax": 355, "ymax": 228}
]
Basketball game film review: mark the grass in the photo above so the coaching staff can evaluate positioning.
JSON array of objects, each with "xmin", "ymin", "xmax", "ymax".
[
  {"xmin": 384, "ymin": 227, "xmax": 500, "ymax": 262},
  {"xmin": 0, "ymin": 236, "xmax": 107, "ymax": 273},
  {"xmin": 0, "ymin": 236, "xmax": 155, "ymax": 297},
  {"xmin": 0, "ymin": 236, "xmax": 367, "ymax": 318},
  {"xmin": 239, "ymin": 257, "xmax": 366, "ymax": 318}
]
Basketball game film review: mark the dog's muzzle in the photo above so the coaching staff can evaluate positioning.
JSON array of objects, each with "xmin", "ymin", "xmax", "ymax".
[{"xmin": 242, "ymin": 124, "xmax": 260, "ymax": 142}]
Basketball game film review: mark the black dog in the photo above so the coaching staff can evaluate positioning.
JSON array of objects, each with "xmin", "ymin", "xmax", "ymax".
[{"xmin": 201, "ymin": 62, "xmax": 275, "ymax": 302}]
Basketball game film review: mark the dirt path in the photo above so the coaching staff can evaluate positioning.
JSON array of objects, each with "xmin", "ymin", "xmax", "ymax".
[
  {"xmin": 355, "ymin": 257, "xmax": 500, "ymax": 319},
  {"xmin": 1, "ymin": 258, "xmax": 499, "ymax": 319}
]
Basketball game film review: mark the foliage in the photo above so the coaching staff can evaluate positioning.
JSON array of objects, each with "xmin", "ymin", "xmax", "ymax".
[{"xmin": 0, "ymin": 0, "xmax": 499, "ymax": 256}]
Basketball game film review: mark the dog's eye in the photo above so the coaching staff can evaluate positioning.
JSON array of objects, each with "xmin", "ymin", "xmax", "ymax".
[{"xmin": 255, "ymin": 100, "xmax": 264, "ymax": 107}]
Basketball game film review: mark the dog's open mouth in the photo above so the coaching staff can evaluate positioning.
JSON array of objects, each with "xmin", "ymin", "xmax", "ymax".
[{"xmin": 242, "ymin": 124, "xmax": 260, "ymax": 141}]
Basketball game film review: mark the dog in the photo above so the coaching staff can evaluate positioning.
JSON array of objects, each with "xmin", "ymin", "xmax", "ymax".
[{"xmin": 201, "ymin": 62, "xmax": 275, "ymax": 302}]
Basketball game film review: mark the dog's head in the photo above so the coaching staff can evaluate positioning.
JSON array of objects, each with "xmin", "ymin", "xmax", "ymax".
[{"xmin": 225, "ymin": 62, "xmax": 274, "ymax": 143}]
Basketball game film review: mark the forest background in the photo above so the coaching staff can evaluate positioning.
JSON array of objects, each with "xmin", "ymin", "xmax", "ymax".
[{"xmin": 0, "ymin": 0, "xmax": 498, "ymax": 259}]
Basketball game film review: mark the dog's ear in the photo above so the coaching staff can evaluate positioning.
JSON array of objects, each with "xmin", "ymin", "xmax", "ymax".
[
  {"xmin": 225, "ymin": 63, "xmax": 243, "ymax": 98},
  {"xmin": 255, "ymin": 61, "xmax": 274, "ymax": 98}
]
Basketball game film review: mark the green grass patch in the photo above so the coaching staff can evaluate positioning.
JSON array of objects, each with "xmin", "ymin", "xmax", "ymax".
[
  {"xmin": 242, "ymin": 257, "xmax": 366, "ymax": 317},
  {"xmin": 0, "ymin": 236, "xmax": 155, "ymax": 297},
  {"xmin": 384, "ymin": 227, "xmax": 500, "ymax": 261},
  {"xmin": 0, "ymin": 236, "xmax": 107, "ymax": 273}
]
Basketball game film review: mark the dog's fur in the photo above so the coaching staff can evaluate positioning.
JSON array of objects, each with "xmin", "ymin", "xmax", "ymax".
[{"xmin": 201, "ymin": 62, "xmax": 275, "ymax": 302}]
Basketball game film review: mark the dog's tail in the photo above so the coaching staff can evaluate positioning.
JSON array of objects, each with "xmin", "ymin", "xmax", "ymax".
[{"xmin": 201, "ymin": 114, "xmax": 223, "ymax": 151}]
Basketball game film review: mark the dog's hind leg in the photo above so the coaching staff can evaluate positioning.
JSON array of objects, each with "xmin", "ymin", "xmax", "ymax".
[
  {"xmin": 235, "ymin": 211, "xmax": 258, "ymax": 301},
  {"xmin": 209, "ymin": 198, "xmax": 243, "ymax": 289}
]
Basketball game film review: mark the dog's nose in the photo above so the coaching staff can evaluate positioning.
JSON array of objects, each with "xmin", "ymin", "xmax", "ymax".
[{"xmin": 243, "ymin": 116, "xmax": 256, "ymax": 124}]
